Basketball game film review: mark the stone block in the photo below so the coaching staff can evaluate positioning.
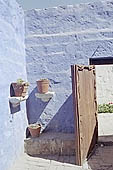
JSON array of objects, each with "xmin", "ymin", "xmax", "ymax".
[{"xmin": 24, "ymin": 132, "xmax": 75, "ymax": 156}]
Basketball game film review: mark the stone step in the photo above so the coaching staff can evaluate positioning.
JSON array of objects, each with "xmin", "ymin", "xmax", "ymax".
[{"xmin": 24, "ymin": 132, "xmax": 75, "ymax": 156}]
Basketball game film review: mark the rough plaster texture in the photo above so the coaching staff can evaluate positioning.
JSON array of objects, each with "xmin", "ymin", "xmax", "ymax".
[
  {"xmin": 25, "ymin": 0, "xmax": 113, "ymax": 133},
  {"xmin": 0, "ymin": 0, "xmax": 27, "ymax": 170}
]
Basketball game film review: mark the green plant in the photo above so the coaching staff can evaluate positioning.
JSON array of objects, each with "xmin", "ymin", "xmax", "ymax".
[
  {"xmin": 16, "ymin": 78, "xmax": 29, "ymax": 86},
  {"xmin": 17, "ymin": 78, "xmax": 24, "ymax": 84},
  {"xmin": 98, "ymin": 103, "xmax": 113, "ymax": 113}
]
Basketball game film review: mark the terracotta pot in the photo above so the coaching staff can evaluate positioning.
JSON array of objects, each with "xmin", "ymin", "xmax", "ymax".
[
  {"xmin": 28, "ymin": 124, "xmax": 41, "ymax": 137},
  {"xmin": 21, "ymin": 85, "xmax": 29, "ymax": 97},
  {"xmin": 36, "ymin": 79, "xmax": 49, "ymax": 94},
  {"xmin": 12, "ymin": 83, "xmax": 24, "ymax": 97},
  {"xmin": 12, "ymin": 83, "xmax": 28, "ymax": 97}
]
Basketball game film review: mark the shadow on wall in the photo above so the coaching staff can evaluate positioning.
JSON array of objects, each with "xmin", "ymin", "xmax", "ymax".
[
  {"xmin": 44, "ymin": 94, "xmax": 74, "ymax": 133},
  {"xmin": 26, "ymin": 87, "xmax": 49, "ymax": 124},
  {"xmin": 26, "ymin": 88, "xmax": 74, "ymax": 133}
]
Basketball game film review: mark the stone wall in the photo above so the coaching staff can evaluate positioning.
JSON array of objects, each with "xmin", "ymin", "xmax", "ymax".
[
  {"xmin": 0, "ymin": 0, "xmax": 27, "ymax": 170},
  {"xmin": 25, "ymin": 0, "xmax": 113, "ymax": 133}
]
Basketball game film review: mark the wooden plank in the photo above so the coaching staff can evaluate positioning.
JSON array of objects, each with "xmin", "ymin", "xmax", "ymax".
[
  {"xmin": 71, "ymin": 65, "xmax": 81, "ymax": 165},
  {"xmin": 71, "ymin": 65, "xmax": 98, "ymax": 166}
]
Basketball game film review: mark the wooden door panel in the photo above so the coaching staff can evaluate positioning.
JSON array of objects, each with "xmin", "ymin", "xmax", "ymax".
[{"xmin": 71, "ymin": 65, "xmax": 98, "ymax": 166}]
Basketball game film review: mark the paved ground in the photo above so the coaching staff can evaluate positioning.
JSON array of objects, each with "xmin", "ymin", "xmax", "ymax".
[
  {"xmin": 10, "ymin": 113, "xmax": 113, "ymax": 170},
  {"xmin": 10, "ymin": 154, "xmax": 82, "ymax": 170},
  {"xmin": 10, "ymin": 146, "xmax": 113, "ymax": 170},
  {"xmin": 87, "ymin": 145, "xmax": 113, "ymax": 170}
]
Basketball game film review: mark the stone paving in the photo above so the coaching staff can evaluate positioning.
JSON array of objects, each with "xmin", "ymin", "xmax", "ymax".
[
  {"xmin": 10, "ymin": 113, "xmax": 113, "ymax": 170},
  {"xmin": 87, "ymin": 145, "xmax": 113, "ymax": 170},
  {"xmin": 10, "ymin": 146, "xmax": 113, "ymax": 170},
  {"xmin": 11, "ymin": 154, "xmax": 82, "ymax": 170}
]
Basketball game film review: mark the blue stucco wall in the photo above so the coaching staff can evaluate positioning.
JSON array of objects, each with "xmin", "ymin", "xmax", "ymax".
[
  {"xmin": 0, "ymin": 0, "xmax": 27, "ymax": 170},
  {"xmin": 25, "ymin": 0, "xmax": 113, "ymax": 133}
]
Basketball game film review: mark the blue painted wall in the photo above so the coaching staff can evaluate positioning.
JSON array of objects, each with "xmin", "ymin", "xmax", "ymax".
[
  {"xmin": 25, "ymin": 0, "xmax": 113, "ymax": 133},
  {"xmin": 0, "ymin": 0, "xmax": 27, "ymax": 170}
]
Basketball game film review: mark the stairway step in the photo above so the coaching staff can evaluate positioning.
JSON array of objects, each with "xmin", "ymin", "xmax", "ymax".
[{"xmin": 24, "ymin": 132, "xmax": 75, "ymax": 156}]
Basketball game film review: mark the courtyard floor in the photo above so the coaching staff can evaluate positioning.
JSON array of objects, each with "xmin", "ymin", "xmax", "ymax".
[{"xmin": 10, "ymin": 113, "xmax": 113, "ymax": 170}]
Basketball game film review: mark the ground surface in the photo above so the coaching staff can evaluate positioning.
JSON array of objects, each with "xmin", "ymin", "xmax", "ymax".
[
  {"xmin": 9, "ymin": 147, "xmax": 113, "ymax": 170},
  {"xmin": 10, "ymin": 113, "xmax": 113, "ymax": 170}
]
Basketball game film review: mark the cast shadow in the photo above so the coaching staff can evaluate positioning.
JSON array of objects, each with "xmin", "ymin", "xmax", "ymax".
[
  {"xmin": 44, "ymin": 94, "xmax": 75, "ymax": 133},
  {"xmin": 87, "ymin": 135, "xmax": 113, "ymax": 170},
  {"xmin": 26, "ymin": 87, "xmax": 49, "ymax": 124},
  {"xmin": 26, "ymin": 87, "xmax": 49, "ymax": 137},
  {"xmin": 9, "ymin": 84, "xmax": 20, "ymax": 114}
]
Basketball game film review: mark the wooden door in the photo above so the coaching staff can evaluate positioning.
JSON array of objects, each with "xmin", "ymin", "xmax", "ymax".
[{"xmin": 71, "ymin": 65, "xmax": 98, "ymax": 166}]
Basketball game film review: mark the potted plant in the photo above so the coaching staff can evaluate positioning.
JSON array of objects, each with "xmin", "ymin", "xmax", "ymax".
[
  {"xmin": 36, "ymin": 79, "xmax": 49, "ymax": 94},
  {"xmin": 28, "ymin": 124, "xmax": 41, "ymax": 137},
  {"xmin": 12, "ymin": 78, "xmax": 29, "ymax": 97}
]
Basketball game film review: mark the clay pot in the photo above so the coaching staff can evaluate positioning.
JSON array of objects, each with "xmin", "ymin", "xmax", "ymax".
[
  {"xmin": 12, "ymin": 83, "xmax": 29, "ymax": 97},
  {"xmin": 36, "ymin": 79, "xmax": 49, "ymax": 94},
  {"xmin": 21, "ymin": 85, "xmax": 29, "ymax": 97},
  {"xmin": 12, "ymin": 83, "xmax": 24, "ymax": 97},
  {"xmin": 28, "ymin": 124, "xmax": 41, "ymax": 138}
]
